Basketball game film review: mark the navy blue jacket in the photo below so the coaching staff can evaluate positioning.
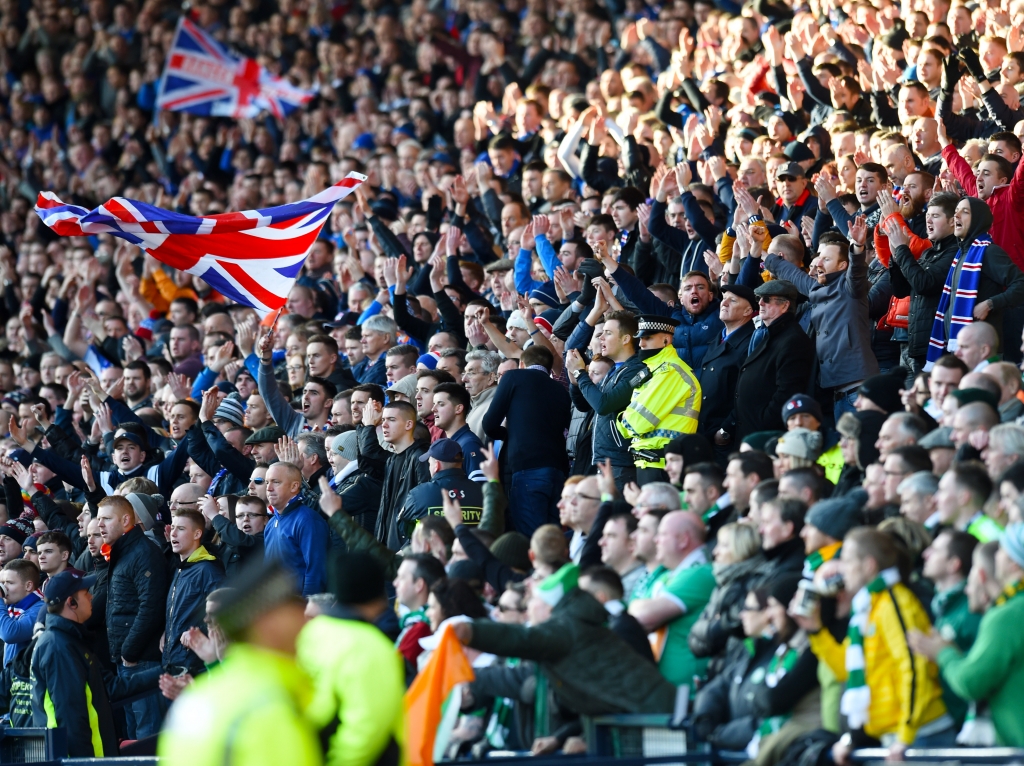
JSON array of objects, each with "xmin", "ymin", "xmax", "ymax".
[
  {"xmin": 395, "ymin": 468, "xmax": 484, "ymax": 547},
  {"xmin": 264, "ymin": 496, "xmax": 329, "ymax": 597},
  {"xmin": 162, "ymin": 547, "xmax": 225, "ymax": 674},
  {"xmin": 612, "ymin": 265, "xmax": 724, "ymax": 370}
]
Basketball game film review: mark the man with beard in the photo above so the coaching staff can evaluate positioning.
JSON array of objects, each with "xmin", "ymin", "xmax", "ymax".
[
  {"xmin": 766, "ymin": 222, "xmax": 877, "ymax": 421},
  {"xmin": 886, "ymin": 192, "xmax": 962, "ymax": 374},
  {"xmin": 121, "ymin": 360, "xmax": 152, "ymax": 411}
]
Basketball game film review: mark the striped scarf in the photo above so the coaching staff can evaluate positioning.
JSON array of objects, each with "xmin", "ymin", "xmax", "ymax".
[
  {"xmin": 7, "ymin": 590, "xmax": 43, "ymax": 619},
  {"xmin": 925, "ymin": 238, "xmax": 988, "ymax": 370},
  {"xmin": 840, "ymin": 566, "xmax": 901, "ymax": 729},
  {"xmin": 802, "ymin": 542, "xmax": 842, "ymax": 579}
]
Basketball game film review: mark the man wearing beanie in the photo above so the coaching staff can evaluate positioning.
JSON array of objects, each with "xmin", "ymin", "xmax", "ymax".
[
  {"xmin": 800, "ymin": 489, "xmax": 867, "ymax": 580},
  {"xmin": 856, "ymin": 372, "xmax": 905, "ymax": 416},
  {"xmin": 298, "ymin": 552, "xmax": 406, "ymax": 766},
  {"xmin": 911, "ymin": 523, "xmax": 1024, "ymax": 746},
  {"xmin": 0, "ymin": 518, "xmax": 35, "ymax": 565},
  {"xmin": 452, "ymin": 563, "xmax": 677, "ymax": 717}
]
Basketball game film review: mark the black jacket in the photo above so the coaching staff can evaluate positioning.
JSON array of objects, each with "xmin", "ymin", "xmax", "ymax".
[
  {"xmin": 483, "ymin": 369, "xmax": 572, "ymax": 475},
  {"xmin": 689, "ymin": 556, "xmax": 765, "ymax": 678},
  {"xmin": 394, "ymin": 468, "xmax": 484, "ymax": 547},
  {"xmin": 571, "ymin": 353, "xmax": 646, "ymax": 469},
  {"xmin": 334, "ymin": 465, "xmax": 383, "ymax": 534},
  {"xmin": 32, "ymin": 614, "xmax": 161, "ymax": 757},
  {"xmin": 187, "ymin": 422, "xmax": 253, "ymax": 495},
  {"xmin": 697, "ymin": 321, "xmax": 756, "ymax": 439},
  {"xmin": 210, "ymin": 514, "xmax": 264, "ymax": 576},
  {"xmin": 468, "ymin": 588, "xmax": 676, "ymax": 716},
  {"xmin": 889, "ymin": 234, "xmax": 960, "ymax": 359},
  {"xmin": 755, "ymin": 537, "xmax": 806, "ymax": 586},
  {"xmin": 163, "ymin": 550, "xmax": 225, "ymax": 674},
  {"xmin": 105, "ymin": 524, "xmax": 169, "ymax": 664},
  {"xmin": 693, "ymin": 635, "xmax": 819, "ymax": 750},
  {"xmin": 357, "ymin": 426, "xmax": 432, "ymax": 550},
  {"xmin": 730, "ymin": 313, "xmax": 815, "ymax": 442}
]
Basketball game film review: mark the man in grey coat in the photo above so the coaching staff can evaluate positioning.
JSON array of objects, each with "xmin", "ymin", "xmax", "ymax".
[{"xmin": 765, "ymin": 218, "xmax": 878, "ymax": 423}]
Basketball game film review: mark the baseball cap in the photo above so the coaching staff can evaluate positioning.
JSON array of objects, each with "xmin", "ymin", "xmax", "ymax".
[
  {"xmin": 112, "ymin": 430, "xmax": 147, "ymax": 450},
  {"xmin": 45, "ymin": 570, "xmax": 96, "ymax": 607},
  {"xmin": 776, "ymin": 162, "xmax": 806, "ymax": 180},
  {"xmin": 419, "ymin": 438, "xmax": 463, "ymax": 463}
]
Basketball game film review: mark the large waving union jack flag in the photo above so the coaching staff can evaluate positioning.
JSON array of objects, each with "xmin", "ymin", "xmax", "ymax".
[
  {"xmin": 34, "ymin": 173, "xmax": 366, "ymax": 316},
  {"xmin": 156, "ymin": 17, "xmax": 315, "ymax": 118}
]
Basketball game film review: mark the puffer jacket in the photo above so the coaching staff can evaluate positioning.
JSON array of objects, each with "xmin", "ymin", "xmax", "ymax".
[
  {"xmin": 612, "ymin": 264, "xmax": 724, "ymax": 369},
  {"xmin": 468, "ymin": 588, "xmax": 676, "ymax": 715},
  {"xmin": 105, "ymin": 524, "xmax": 169, "ymax": 665},
  {"xmin": 889, "ymin": 234, "xmax": 959, "ymax": 359},
  {"xmin": 689, "ymin": 556, "xmax": 766, "ymax": 676},
  {"xmin": 162, "ymin": 546, "xmax": 225, "ymax": 674}
]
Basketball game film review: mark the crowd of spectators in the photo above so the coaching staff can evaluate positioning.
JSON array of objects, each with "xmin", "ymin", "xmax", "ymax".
[{"xmin": 2, "ymin": 0, "xmax": 1024, "ymax": 760}]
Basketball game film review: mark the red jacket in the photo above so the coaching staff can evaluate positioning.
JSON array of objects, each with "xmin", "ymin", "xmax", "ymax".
[{"xmin": 942, "ymin": 144, "xmax": 1024, "ymax": 271}]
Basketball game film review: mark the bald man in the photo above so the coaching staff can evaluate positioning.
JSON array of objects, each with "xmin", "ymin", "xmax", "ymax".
[
  {"xmin": 263, "ymin": 462, "xmax": 329, "ymax": 596},
  {"xmin": 629, "ymin": 511, "xmax": 715, "ymax": 687},
  {"xmin": 883, "ymin": 143, "xmax": 917, "ymax": 186},
  {"xmin": 982, "ymin": 361, "xmax": 1024, "ymax": 421},
  {"xmin": 912, "ymin": 117, "xmax": 944, "ymax": 175},
  {"xmin": 951, "ymin": 401, "xmax": 1000, "ymax": 450},
  {"xmin": 954, "ymin": 321, "xmax": 999, "ymax": 372}
]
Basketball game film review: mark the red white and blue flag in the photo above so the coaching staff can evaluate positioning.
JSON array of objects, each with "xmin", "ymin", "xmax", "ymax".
[
  {"xmin": 34, "ymin": 173, "xmax": 366, "ymax": 316},
  {"xmin": 156, "ymin": 17, "xmax": 315, "ymax": 119}
]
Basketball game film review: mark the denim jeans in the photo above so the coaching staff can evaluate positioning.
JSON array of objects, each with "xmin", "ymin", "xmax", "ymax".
[
  {"xmin": 117, "ymin": 660, "xmax": 164, "ymax": 739},
  {"xmin": 833, "ymin": 389, "xmax": 859, "ymax": 426},
  {"xmin": 509, "ymin": 467, "xmax": 565, "ymax": 538},
  {"xmin": 912, "ymin": 721, "xmax": 958, "ymax": 749}
]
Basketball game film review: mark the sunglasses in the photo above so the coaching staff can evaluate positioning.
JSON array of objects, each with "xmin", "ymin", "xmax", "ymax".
[{"xmin": 250, "ymin": 477, "xmax": 266, "ymax": 485}]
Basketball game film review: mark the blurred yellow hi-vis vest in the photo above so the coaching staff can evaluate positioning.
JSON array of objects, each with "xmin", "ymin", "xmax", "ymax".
[{"xmin": 616, "ymin": 345, "xmax": 701, "ymax": 468}]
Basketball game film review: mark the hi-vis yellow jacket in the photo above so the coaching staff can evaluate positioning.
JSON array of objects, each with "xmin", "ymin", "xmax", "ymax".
[{"xmin": 616, "ymin": 345, "xmax": 701, "ymax": 468}]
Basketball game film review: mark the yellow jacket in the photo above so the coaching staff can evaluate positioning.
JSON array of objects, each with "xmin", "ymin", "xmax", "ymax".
[
  {"xmin": 616, "ymin": 345, "xmax": 701, "ymax": 468},
  {"xmin": 809, "ymin": 583, "xmax": 946, "ymax": 744}
]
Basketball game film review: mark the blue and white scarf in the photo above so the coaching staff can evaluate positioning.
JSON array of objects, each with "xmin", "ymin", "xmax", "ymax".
[{"xmin": 925, "ymin": 238, "xmax": 989, "ymax": 370}]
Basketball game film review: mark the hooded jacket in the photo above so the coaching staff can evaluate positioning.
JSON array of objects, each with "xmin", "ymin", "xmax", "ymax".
[
  {"xmin": 467, "ymin": 588, "xmax": 677, "ymax": 715},
  {"xmin": 943, "ymin": 144, "xmax": 1024, "ymax": 271},
  {"xmin": 162, "ymin": 546, "xmax": 225, "ymax": 674},
  {"xmin": 889, "ymin": 233, "xmax": 960, "ymax": 359},
  {"xmin": 105, "ymin": 524, "xmax": 168, "ymax": 665},
  {"xmin": 937, "ymin": 197, "xmax": 1024, "ymax": 344}
]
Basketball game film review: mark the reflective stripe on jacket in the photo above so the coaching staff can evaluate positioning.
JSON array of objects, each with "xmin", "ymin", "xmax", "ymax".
[{"xmin": 617, "ymin": 346, "xmax": 701, "ymax": 467}]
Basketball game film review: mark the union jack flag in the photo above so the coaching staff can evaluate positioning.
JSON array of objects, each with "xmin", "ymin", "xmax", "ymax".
[
  {"xmin": 34, "ymin": 173, "xmax": 366, "ymax": 316},
  {"xmin": 156, "ymin": 17, "xmax": 315, "ymax": 119}
]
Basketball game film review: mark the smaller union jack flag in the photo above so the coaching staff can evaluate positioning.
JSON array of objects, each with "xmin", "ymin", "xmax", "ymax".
[
  {"xmin": 156, "ymin": 17, "xmax": 315, "ymax": 119},
  {"xmin": 34, "ymin": 173, "xmax": 366, "ymax": 317}
]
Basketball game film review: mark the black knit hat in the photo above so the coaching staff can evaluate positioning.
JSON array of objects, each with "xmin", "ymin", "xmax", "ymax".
[
  {"xmin": 664, "ymin": 434, "xmax": 715, "ymax": 464},
  {"xmin": 806, "ymin": 489, "xmax": 868, "ymax": 542},
  {"xmin": 490, "ymin": 532, "xmax": 532, "ymax": 573},
  {"xmin": 857, "ymin": 372, "xmax": 904, "ymax": 415},
  {"xmin": 330, "ymin": 552, "xmax": 387, "ymax": 606}
]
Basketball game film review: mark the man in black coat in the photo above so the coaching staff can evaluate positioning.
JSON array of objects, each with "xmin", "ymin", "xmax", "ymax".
[
  {"xmin": 95, "ymin": 496, "xmax": 169, "ymax": 740},
  {"xmin": 394, "ymin": 439, "xmax": 483, "ymax": 547},
  {"xmin": 723, "ymin": 280, "xmax": 815, "ymax": 444},
  {"xmin": 697, "ymin": 285, "xmax": 757, "ymax": 455},
  {"xmin": 483, "ymin": 345, "xmax": 571, "ymax": 538},
  {"xmin": 32, "ymin": 571, "xmax": 162, "ymax": 757}
]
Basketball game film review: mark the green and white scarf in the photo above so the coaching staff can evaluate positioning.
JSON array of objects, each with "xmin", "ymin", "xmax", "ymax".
[
  {"xmin": 840, "ymin": 566, "xmax": 901, "ymax": 729},
  {"xmin": 802, "ymin": 542, "xmax": 842, "ymax": 579}
]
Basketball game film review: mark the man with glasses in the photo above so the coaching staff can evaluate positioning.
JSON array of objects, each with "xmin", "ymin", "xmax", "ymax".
[
  {"xmin": 201, "ymin": 494, "xmax": 266, "ymax": 575},
  {"xmin": 567, "ymin": 476, "xmax": 601, "ymax": 563},
  {"xmin": 248, "ymin": 466, "xmax": 268, "ymax": 502},
  {"xmin": 881, "ymin": 445, "xmax": 933, "ymax": 507},
  {"xmin": 727, "ymin": 280, "xmax": 815, "ymax": 443}
]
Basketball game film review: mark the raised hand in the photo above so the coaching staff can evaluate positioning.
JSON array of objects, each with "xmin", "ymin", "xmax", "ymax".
[
  {"xmin": 200, "ymin": 388, "xmax": 220, "ymax": 422},
  {"xmin": 673, "ymin": 161, "xmax": 692, "ymax": 191},
  {"xmin": 275, "ymin": 435, "xmax": 301, "ymax": 465},
  {"xmin": 813, "ymin": 173, "xmax": 838, "ymax": 204},
  {"xmin": 446, "ymin": 224, "xmax": 462, "ymax": 256},
  {"xmin": 81, "ymin": 454, "xmax": 97, "ymax": 492},
  {"xmin": 479, "ymin": 443, "xmax": 500, "ymax": 482},
  {"xmin": 256, "ymin": 328, "xmax": 275, "ymax": 361},
  {"xmin": 95, "ymin": 402, "xmax": 114, "ymax": 435},
  {"xmin": 884, "ymin": 217, "xmax": 910, "ymax": 249},
  {"xmin": 450, "ymin": 175, "xmax": 470, "ymax": 207},
  {"xmin": 533, "ymin": 214, "xmax": 550, "ymax": 237},
  {"xmin": 442, "ymin": 490, "xmax": 463, "ymax": 530},
  {"xmin": 10, "ymin": 460, "xmax": 34, "ymax": 492},
  {"xmin": 848, "ymin": 215, "xmax": 868, "ymax": 247},
  {"xmin": 319, "ymin": 476, "xmax": 342, "ymax": 516},
  {"xmin": 520, "ymin": 220, "xmax": 536, "ymax": 251},
  {"xmin": 30, "ymin": 403, "xmax": 51, "ymax": 432},
  {"xmin": 207, "ymin": 341, "xmax": 235, "ymax": 373},
  {"xmin": 167, "ymin": 373, "xmax": 192, "ymax": 401}
]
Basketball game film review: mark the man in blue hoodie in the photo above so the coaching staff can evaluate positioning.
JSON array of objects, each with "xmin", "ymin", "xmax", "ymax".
[{"xmin": 0, "ymin": 558, "xmax": 44, "ymax": 667}]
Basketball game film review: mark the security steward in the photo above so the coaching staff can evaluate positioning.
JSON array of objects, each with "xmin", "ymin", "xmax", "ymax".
[
  {"xmin": 158, "ymin": 562, "xmax": 323, "ymax": 766},
  {"xmin": 393, "ymin": 438, "xmax": 484, "ymax": 546},
  {"xmin": 31, "ymin": 570, "xmax": 161, "ymax": 757},
  {"xmin": 617, "ymin": 314, "xmax": 702, "ymax": 485}
]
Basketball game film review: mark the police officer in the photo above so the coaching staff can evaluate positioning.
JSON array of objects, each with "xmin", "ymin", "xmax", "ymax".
[
  {"xmin": 393, "ymin": 439, "xmax": 484, "ymax": 544},
  {"xmin": 32, "ymin": 570, "xmax": 162, "ymax": 757},
  {"xmin": 158, "ymin": 562, "xmax": 323, "ymax": 766},
  {"xmin": 616, "ymin": 315, "xmax": 702, "ymax": 485}
]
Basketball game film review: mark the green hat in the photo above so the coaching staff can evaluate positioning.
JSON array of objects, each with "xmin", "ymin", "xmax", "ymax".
[
  {"xmin": 537, "ymin": 563, "xmax": 579, "ymax": 607},
  {"xmin": 949, "ymin": 387, "xmax": 1000, "ymax": 413},
  {"xmin": 245, "ymin": 425, "xmax": 287, "ymax": 445}
]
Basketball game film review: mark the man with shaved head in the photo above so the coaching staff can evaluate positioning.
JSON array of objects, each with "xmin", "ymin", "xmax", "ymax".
[
  {"xmin": 954, "ymin": 321, "xmax": 999, "ymax": 372},
  {"xmin": 951, "ymin": 401, "xmax": 1000, "ymax": 450},
  {"xmin": 263, "ymin": 462, "xmax": 328, "ymax": 596},
  {"xmin": 629, "ymin": 511, "xmax": 715, "ymax": 686}
]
